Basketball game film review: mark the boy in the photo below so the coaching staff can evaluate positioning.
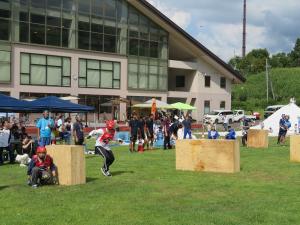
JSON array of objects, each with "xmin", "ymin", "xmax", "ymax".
[
  {"xmin": 225, "ymin": 126, "xmax": 236, "ymax": 140},
  {"xmin": 88, "ymin": 120, "xmax": 116, "ymax": 177},
  {"xmin": 27, "ymin": 146, "xmax": 57, "ymax": 188}
]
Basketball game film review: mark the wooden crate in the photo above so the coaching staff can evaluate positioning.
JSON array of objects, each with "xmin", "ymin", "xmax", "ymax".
[
  {"xmin": 247, "ymin": 129, "xmax": 269, "ymax": 148},
  {"xmin": 46, "ymin": 145, "xmax": 86, "ymax": 186},
  {"xmin": 290, "ymin": 135, "xmax": 300, "ymax": 162},
  {"xmin": 176, "ymin": 139, "xmax": 240, "ymax": 173}
]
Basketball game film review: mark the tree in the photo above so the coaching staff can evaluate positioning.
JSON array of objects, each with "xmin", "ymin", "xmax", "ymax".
[
  {"xmin": 289, "ymin": 38, "xmax": 300, "ymax": 67},
  {"xmin": 270, "ymin": 52, "xmax": 290, "ymax": 68}
]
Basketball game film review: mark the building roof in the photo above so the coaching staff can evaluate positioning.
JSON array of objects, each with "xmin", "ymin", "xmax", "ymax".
[{"xmin": 138, "ymin": 0, "xmax": 246, "ymax": 83}]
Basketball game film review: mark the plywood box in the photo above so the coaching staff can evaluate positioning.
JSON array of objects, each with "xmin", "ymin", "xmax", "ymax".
[
  {"xmin": 46, "ymin": 145, "xmax": 86, "ymax": 186},
  {"xmin": 247, "ymin": 129, "xmax": 269, "ymax": 148},
  {"xmin": 290, "ymin": 135, "xmax": 300, "ymax": 162},
  {"xmin": 176, "ymin": 139, "xmax": 240, "ymax": 173}
]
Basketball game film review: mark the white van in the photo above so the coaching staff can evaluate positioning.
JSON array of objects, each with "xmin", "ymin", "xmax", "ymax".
[{"xmin": 204, "ymin": 110, "xmax": 234, "ymax": 124}]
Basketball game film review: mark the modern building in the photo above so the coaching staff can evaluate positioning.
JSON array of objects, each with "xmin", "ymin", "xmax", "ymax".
[{"xmin": 0, "ymin": 0, "xmax": 245, "ymax": 122}]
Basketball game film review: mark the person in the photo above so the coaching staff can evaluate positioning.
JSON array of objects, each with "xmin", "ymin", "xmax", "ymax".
[
  {"xmin": 10, "ymin": 122, "xmax": 22, "ymax": 155},
  {"xmin": 241, "ymin": 116, "xmax": 251, "ymax": 146},
  {"xmin": 22, "ymin": 134, "xmax": 35, "ymax": 157},
  {"xmin": 153, "ymin": 126, "xmax": 164, "ymax": 148},
  {"xmin": 138, "ymin": 117, "xmax": 146, "ymax": 148},
  {"xmin": 277, "ymin": 114, "xmax": 286, "ymax": 144},
  {"xmin": 280, "ymin": 115, "xmax": 291, "ymax": 144},
  {"xmin": 63, "ymin": 117, "xmax": 72, "ymax": 145},
  {"xmin": 56, "ymin": 115, "xmax": 64, "ymax": 141},
  {"xmin": 0, "ymin": 120, "xmax": 14, "ymax": 165},
  {"xmin": 137, "ymin": 134, "xmax": 144, "ymax": 152},
  {"xmin": 73, "ymin": 115, "xmax": 84, "ymax": 145},
  {"xmin": 225, "ymin": 126, "xmax": 236, "ymax": 140},
  {"xmin": 208, "ymin": 127, "xmax": 219, "ymax": 139},
  {"xmin": 182, "ymin": 115, "xmax": 192, "ymax": 139},
  {"xmin": 145, "ymin": 114, "xmax": 154, "ymax": 150},
  {"xmin": 87, "ymin": 120, "xmax": 116, "ymax": 177},
  {"xmin": 163, "ymin": 116, "xmax": 172, "ymax": 149},
  {"xmin": 36, "ymin": 110, "xmax": 54, "ymax": 146},
  {"xmin": 27, "ymin": 146, "xmax": 57, "ymax": 188},
  {"xmin": 129, "ymin": 114, "xmax": 139, "ymax": 152},
  {"xmin": 223, "ymin": 114, "xmax": 229, "ymax": 131}
]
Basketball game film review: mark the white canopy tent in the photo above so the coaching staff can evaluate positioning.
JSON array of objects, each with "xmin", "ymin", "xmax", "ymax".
[{"xmin": 252, "ymin": 103, "xmax": 300, "ymax": 136}]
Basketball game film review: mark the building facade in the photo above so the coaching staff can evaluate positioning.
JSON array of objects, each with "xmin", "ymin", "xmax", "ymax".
[{"xmin": 0, "ymin": 0, "xmax": 244, "ymax": 121}]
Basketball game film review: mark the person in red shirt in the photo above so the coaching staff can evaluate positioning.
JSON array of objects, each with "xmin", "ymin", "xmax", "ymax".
[{"xmin": 27, "ymin": 146, "xmax": 57, "ymax": 188}]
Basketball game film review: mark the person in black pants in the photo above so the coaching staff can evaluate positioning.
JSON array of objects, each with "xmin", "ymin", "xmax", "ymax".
[
  {"xmin": 73, "ymin": 115, "xmax": 84, "ymax": 145},
  {"xmin": 129, "ymin": 114, "xmax": 139, "ymax": 152},
  {"xmin": 163, "ymin": 116, "xmax": 171, "ymax": 150},
  {"xmin": 0, "ymin": 120, "xmax": 14, "ymax": 165},
  {"xmin": 145, "ymin": 114, "xmax": 154, "ymax": 149}
]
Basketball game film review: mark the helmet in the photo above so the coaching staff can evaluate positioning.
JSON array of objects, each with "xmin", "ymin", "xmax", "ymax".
[
  {"xmin": 36, "ymin": 146, "xmax": 47, "ymax": 154},
  {"xmin": 106, "ymin": 120, "xmax": 115, "ymax": 130}
]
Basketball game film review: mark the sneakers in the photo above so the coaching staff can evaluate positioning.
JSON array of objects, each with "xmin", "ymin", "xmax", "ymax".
[
  {"xmin": 32, "ymin": 184, "xmax": 38, "ymax": 189},
  {"xmin": 101, "ymin": 167, "xmax": 112, "ymax": 177}
]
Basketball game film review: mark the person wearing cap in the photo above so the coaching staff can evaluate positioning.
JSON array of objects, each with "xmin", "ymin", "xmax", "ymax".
[
  {"xmin": 27, "ymin": 146, "xmax": 57, "ymax": 188},
  {"xmin": 73, "ymin": 115, "xmax": 84, "ymax": 145},
  {"xmin": 36, "ymin": 110, "xmax": 54, "ymax": 146},
  {"xmin": 87, "ymin": 120, "xmax": 116, "ymax": 177}
]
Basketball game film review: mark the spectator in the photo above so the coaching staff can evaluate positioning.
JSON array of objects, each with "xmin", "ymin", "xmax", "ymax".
[
  {"xmin": 10, "ymin": 122, "xmax": 22, "ymax": 155},
  {"xmin": 22, "ymin": 135, "xmax": 35, "ymax": 157},
  {"xmin": 63, "ymin": 117, "xmax": 72, "ymax": 145},
  {"xmin": 138, "ymin": 116, "xmax": 146, "ymax": 147},
  {"xmin": 163, "ymin": 116, "xmax": 171, "ymax": 150},
  {"xmin": 27, "ymin": 146, "xmax": 57, "ymax": 188},
  {"xmin": 129, "ymin": 114, "xmax": 139, "ymax": 152},
  {"xmin": 241, "ymin": 116, "xmax": 251, "ymax": 146},
  {"xmin": 56, "ymin": 115, "xmax": 64, "ymax": 141},
  {"xmin": 73, "ymin": 115, "xmax": 84, "ymax": 145},
  {"xmin": 277, "ymin": 114, "xmax": 286, "ymax": 144},
  {"xmin": 36, "ymin": 110, "xmax": 54, "ymax": 146},
  {"xmin": 208, "ymin": 127, "xmax": 219, "ymax": 139},
  {"xmin": 280, "ymin": 115, "xmax": 291, "ymax": 144},
  {"xmin": 145, "ymin": 114, "xmax": 154, "ymax": 150},
  {"xmin": 223, "ymin": 114, "xmax": 229, "ymax": 131},
  {"xmin": 182, "ymin": 115, "xmax": 192, "ymax": 139},
  {"xmin": 0, "ymin": 120, "xmax": 14, "ymax": 165},
  {"xmin": 225, "ymin": 127, "xmax": 236, "ymax": 140}
]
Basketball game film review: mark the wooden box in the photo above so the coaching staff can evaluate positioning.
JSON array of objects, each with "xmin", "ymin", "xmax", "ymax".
[
  {"xmin": 247, "ymin": 129, "xmax": 269, "ymax": 148},
  {"xmin": 176, "ymin": 139, "xmax": 240, "ymax": 173},
  {"xmin": 46, "ymin": 145, "xmax": 86, "ymax": 186},
  {"xmin": 290, "ymin": 135, "xmax": 300, "ymax": 162}
]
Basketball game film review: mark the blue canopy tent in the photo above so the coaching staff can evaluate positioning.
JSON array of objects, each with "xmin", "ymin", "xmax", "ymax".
[
  {"xmin": 0, "ymin": 93, "xmax": 33, "ymax": 112},
  {"xmin": 29, "ymin": 96, "xmax": 94, "ymax": 112}
]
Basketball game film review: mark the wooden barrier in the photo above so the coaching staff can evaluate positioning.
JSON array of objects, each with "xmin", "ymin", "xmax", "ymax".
[
  {"xmin": 247, "ymin": 129, "xmax": 269, "ymax": 148},
  {"xmin": 290, "ymin": 135, "xmax": 300, "ymax": 162},
  {"xmin": 176, "ymin": 139, "xmax": 240, "ymax": 173},
  {"xmin": 46, "ymin": 145, "xmax": 86, "ymax": 186}
]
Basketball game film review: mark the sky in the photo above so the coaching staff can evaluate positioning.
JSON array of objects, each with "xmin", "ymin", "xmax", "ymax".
[{"xmin": 147, "ymin": 0, "xmax": 300, "ymax": 62}]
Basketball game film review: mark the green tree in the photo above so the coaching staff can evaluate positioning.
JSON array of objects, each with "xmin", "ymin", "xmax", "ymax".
[
  {"xmin": 289, "ymin": 38, "xmax": 300, "ymax": 67},
  {"xmin": 270, "ymin": 52, "xmax": 290, "ymax": 68}
]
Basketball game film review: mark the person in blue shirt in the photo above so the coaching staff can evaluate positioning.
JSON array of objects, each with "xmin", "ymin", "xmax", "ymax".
[
  {"xmin": 36, "ymin": 110, "xmax": 54, "ymax": 147},
  {"xmin": 277, "ymin": 114, "xmax": 286, "ymax": 144},
  {"xmin": 208, "ymin": 126, "xmax": 219, "ymax": 139},
  {"xmin": 280, "ymin": 115, "xmax": 291, "ymax": 144},
  {"xmin": 225, "ymin": 126, "xmax": 236, "ymax": 140}
]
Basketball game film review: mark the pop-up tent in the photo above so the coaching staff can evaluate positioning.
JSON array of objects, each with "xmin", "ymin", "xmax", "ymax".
[
  {"xmin": 29, "ymin": 96, "xmax": 94, "ymax": 112},
  {"xmin": 252, "ymin": 102, "xmax": 300, "ymax": 136},
  {"xmin": 0, "ymin": 93, "xmax": 32, "ymax": 112},
  {"xmin": 171, "ymin": 102, "xmax": 196, "ymax": 110}
]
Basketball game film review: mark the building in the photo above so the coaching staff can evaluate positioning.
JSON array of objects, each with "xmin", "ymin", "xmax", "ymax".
[{"xmin": 0, "ymin": 0, "xmax": 245, "ymax": 122}]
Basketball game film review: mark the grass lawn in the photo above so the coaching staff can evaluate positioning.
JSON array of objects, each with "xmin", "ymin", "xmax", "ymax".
[{"xmin": 1, "ymin": 138, "xmax": 300, "ymax": 225}]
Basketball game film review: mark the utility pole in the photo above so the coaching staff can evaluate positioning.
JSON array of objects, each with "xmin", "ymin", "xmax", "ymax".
[
  {"xmin": 266, "ymin": 58, "xmax": 269, "ymax": 102},
  {"xmin": 242, "ymin": 0, "xmax": 246, "ymax": 58}
]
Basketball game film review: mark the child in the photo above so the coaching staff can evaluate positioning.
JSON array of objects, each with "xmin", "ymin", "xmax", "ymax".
[
  {"xmin": 225, "ymin": 126, "xmax": 236, "ymax": 140},
  {"xmin": 153, "ymin": 126, "xmax": 164, "ymax": 148},
  {"xmin": 208, "ymin": 127, "xmax": 219, "ymax": 139},
  {"xmin": 88, "ymin": 120, "xmax": 116, "ymax": 177},
  {"xmin": 27, "ymin": 146, "xmax": 57, "ymax": 188},
  {"xmin": 137, "ymin": 135, "xmax": 144, "ymax": 152}
]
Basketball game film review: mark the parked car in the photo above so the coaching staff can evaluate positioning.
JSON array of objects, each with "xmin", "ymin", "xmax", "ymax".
[
  {"xmin": 204, "ymin": 110, "xmax": 234, "ymax": 124},
  {"xmin": 233, "ymin": 110, "xmax": 256, "ymax": 122},
  {"xmin": 264, "ymin": 105, "xmax": 284, "ymax": 118}
]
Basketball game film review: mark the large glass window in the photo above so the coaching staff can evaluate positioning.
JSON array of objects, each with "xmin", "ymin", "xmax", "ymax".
[
  {"xmin": 79, "ymin": 58, "xmax": 120, "ymax": 89},
  {"xmin": 0, "ymin": 50, "xmax": 10, "ymax": 83},
  {"xmin": 20, "ymin": 53, "xmax": 71, "ymax": 86},
  {"xmin": 0, "ymin": 0, "xmax": 10, "ymax": 41}
]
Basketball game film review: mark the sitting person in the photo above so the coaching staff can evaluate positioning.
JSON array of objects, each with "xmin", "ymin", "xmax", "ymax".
[
  {"xmin": 225, "ymin": 127, "xmax": 236, "ymax": 140},
  {"xmin": 208, "ymin": 127, "xmax": 220, "ymax": 139},
  {"xmin": 22, "ymin": 135, "xmax": 35, "ymax": 156},
  {"xmin": 27, "ymin": 146, "xmax": 57, "ymax": 188}
]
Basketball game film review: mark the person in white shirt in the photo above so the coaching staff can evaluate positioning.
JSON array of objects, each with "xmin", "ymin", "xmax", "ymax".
[
  {"xmin": 223, "ymin": 114, "xmax": 229, "ymax": 131},
  {"xmin": 0, "ymin": 120, "xmax": 14, "ymax": 165}
]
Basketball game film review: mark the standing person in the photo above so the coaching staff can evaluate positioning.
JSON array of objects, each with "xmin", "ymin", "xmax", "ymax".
[
  {"xmin": 0, "ymin": 121, "xmax": 14, "ymax": 165},
  {"xmin": 145, "ymin": 114, "xmax": 154, "ymax": 150},
  {"xmin": 63, "ymin": 117, "xmax": 72, "ymax": 145},
  {"xmin": 36, "ymin": 110, "xmax": 54, "ymax": 147},
  {"xmin": 10, "ymin": 122, "xmax": 22, "ymax": 155},
  {"xmin": 129, "ymin": 114, "xmax": 139, "ymax": 152},
  {"xmin": 277, "ymin": 114, "xmax": 286, "ymax": 144},
  {"xmin": 241, "ymin": 116, "xmax": 250, "ymax": 146},
  {"xmin": 163, "ymin": 116, "xmax": 171, "ymax": 150},
  {"xmin": 223, "ymin": 114, "xmax": 229, "ymax": 131},
  {"xmin": 182, "ymin": 115, "xmax": 192, "ymax": 139},
  {"xmin": 87, "ymin": 120, "xmax": 116, "ymax": 177},
  {"xmin": 280, "ymin": 115, "xmax": 291, "ymax": 144},
  {"xmin": 56, "ymin": 115, "xmax": 64, "ymax": 141},
  {"xmin": 138, "ymin": 116, "xmax": 146, "ymax": 149},
  {"xmin": 73, "ymin": 115, "xmax": 84, "ymax": 145}
]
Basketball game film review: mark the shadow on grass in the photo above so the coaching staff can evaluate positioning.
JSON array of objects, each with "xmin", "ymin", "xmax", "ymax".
[
  {"xmin": 86, "ymin": 177, "xmax": 99, "ymax": 183},
  {"xmin": 111, "ymin": 171, "xmax": 134, "ymax": 176},
  {"xmin": 0, "ymin": 185, "xmax": 10, "ymax": 191}
]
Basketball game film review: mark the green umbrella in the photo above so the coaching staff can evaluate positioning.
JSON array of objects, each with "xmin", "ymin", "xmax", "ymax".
[{"xmin": 171, "ymin": 102, "xmax": 197, "ymax": 110}]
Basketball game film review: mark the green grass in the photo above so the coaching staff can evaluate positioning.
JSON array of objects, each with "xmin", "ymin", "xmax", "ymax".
[{"xmin": 1, "ymin": 138, "xmax": 300, "ymax": 225}]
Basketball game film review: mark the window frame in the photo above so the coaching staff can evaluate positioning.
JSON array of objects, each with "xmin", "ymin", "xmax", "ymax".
[
  {"xmin": 204, "ymin": 75, "xmax": 210, "ymax": 87},
  {"xmin": 220, "ymin": 77, "xmax": 226, "ymax": 89}
]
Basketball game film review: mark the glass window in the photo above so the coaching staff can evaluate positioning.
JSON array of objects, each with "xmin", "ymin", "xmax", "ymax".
[
  {"xmin": 87, "ymin": 70, "xmax": 100, "ymax": 87},
  {"xmin": 113, "ymin": 63, "xmax": 120, "ymax": 79},
  {"xmin": 62, "ymin": 0, "xmax": 73, "ymax": 11},
  {"xmin": 129, "ymin": 38, "xmax": 138, "ymax": 55},
  {"xmin": 31, "ymin": 0, "xmax": 46, "ymax": 9},
  {"xmin": 104, "ymin": 0, "xmax": 116, "ymax": 18},
  {"xmin": 19, "ymin": 22, "xmax": 29, "ymax": 42},
  {"xmin": 0, "ymin": 50, "xmax": 10, "ymax": 83},
  {"xmin": 47, "ymin": 26, "xmax": 61, "ymax": 46},
  {"xmin": 78, "ymin": 31, "xmax": 90, "ymax": 49},
  {"xmin": 47, "ymin": 0, "xmax": 61, "ymax": 9},
  {"xmin": 88, "ymin": 60, "xmax": 99, "ymax": 69},
  {"xmin": 92, "ymin": 0, "xmax": 104, "ymax": 16},
  {"xmin": 149, "ymin": 74, "xmax": 157, "ymax": 89},
  {"xmin": 47, "ymin": 16, "xmax": 61, "ymax": 27},
  {"xmin": 63, "ymin": 58, "xmax": 70, "ymax": 76},
  {"xmin": 150, "ymin": 42, "xmax": 158, "ymax": 58},
  {"xmin": 21, "ymin": 74, "xmax": 30, "ymax": 84},
  {"xmin": 47, "ymin": 67, "xmax": 61, "ymax": 86},
  {"xmin": 128, "ymin": 73, "xmax": 138, "ymax": 89},
  {"xmin": 139, "ymin": 40, "xmax": 149, "ymax": 57},
  {"xmin": 20, "ymin": 12, "xmax": 29, "ymax": 22},
  {"xmin": 79, "ymin": 59, "xmax": 86, "ymax": 77},
  {"xmin": 78, "ymin": 0, "xmax": 90, "ymax": 14},
  {"xmin": 48, "ymin": 56, "xmax": 61, "ymax": 66},
  {"xmin": 138, "ymin": 74, "xmax": 148, "ymax": 89},
  {"xmin": 205, "ymin": 76, "xmax": 210, "ymax": 87},
  {"xmin": 31, "ymin": 54, "xmax": 46, "ymax": 65},
  {"xmin": 104, "ymin": 35, "xmax": 116, "ymax": 52},
  {"xmin": 176, "ymin": 76, "xmax": 185, "ymax": 88},
  {"xmin": 101, "ymin": 71, "xmax": 113, "ymax": 88},
  {"xmin": 30, "ymin": 24, "xmax": 45, "ymax": 45},
  {"xmin": 220, "ymin": 77, "xmax": 226, "ymax": 89},
  {"xmin": 101, "ymin": 61, "xmax": 112, "ymax": 70},
  {"xmin": 204, "ymin": 101, "xmax": 210, "ymax": 114},
  {"xmin": 21, "ymin": 53, "xmax": 30, "ymax": 73},
  {"xmin": 0, "ymin": 9, "xmax": 10, "ymax": 18},
  {"xmin": 31, "ymin": 14, "xmax": 45, "ymax": 24},
  {"xmin": 31, "ymin": 65, "xmax": 46, "ymax": 85},
  {"xmin": 0, "ymin": 19, "xmax": 10, "ymax": 40},
  {"xmin": 91, "ymin": 33, "xmax": 103, "ymax": 51},
  {"xmin": 220, "ymin": 101, "xmax": 226, "ymax": 110}
]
